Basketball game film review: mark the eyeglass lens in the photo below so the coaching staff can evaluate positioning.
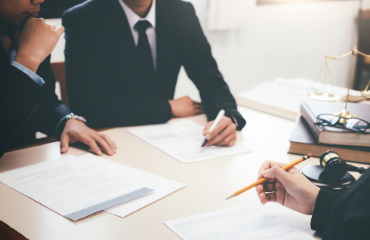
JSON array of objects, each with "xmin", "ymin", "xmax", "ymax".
[
  {"xmin": 318, "ymin": 114, "xmax": 340, "ymax": 125},
  {"xmin": 317, "ymin": 114, "xmax": 367, "ymax": 132},
  {"xmin": 344, "ymin": 118, "xmax": 367, "ymax": 132}
]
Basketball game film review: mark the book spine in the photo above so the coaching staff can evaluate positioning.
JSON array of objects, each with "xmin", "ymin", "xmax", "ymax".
[
  {"xmin": 300, "ymin": 103, "xmax": 321, "ymax": 141},
  {"xmin": 288, "ymin": 142, "xmax": 370, "ymax": 164}
]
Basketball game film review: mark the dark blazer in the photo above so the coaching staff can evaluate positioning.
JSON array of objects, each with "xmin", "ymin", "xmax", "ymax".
[
  {"xmin": 0, "ymin": 38, "xmax": 70, "ymax": 157},
  {"xmin": 62, "ymin": 0, "xmax": 246, "ymax": 129},
  {"xmin": 311, "ymin": 168, "xmax": 370, "ymax": 239}
]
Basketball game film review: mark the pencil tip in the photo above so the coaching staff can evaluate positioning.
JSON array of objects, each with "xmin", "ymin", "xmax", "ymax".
[
  {"xmin": 226, "ymin": 194, "xmax": 235, "ymax": 200},
  {"xmin": 199, "ymin": 147, "xmax": 204, "ymax": 152}
]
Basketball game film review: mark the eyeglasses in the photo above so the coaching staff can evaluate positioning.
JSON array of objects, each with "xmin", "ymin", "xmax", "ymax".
[{"xmin": 315, "ymin": 114, "xmax": 370, "ymax": 133}]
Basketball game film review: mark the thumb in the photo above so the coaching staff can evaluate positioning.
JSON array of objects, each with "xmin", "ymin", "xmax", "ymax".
[
  {"xmin": 55, "ymin": 26, "xmax": 65, "ymax": 37},
  {"xmin": 262, "ymin": 165, "xmax": 292, "ymax": 186},
  {"xmin": 60, "ymin": 134, "xmax": 70, "ymax": 153}
]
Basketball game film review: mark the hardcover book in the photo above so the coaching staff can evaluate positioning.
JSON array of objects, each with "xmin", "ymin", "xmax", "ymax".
[
  {"xmin": 289, "ymin": 116, "xmax": 370, "ymax": 163},
  {"xmin": 300, "ymin": 102, "xmax": 370, "ymax": 147}
]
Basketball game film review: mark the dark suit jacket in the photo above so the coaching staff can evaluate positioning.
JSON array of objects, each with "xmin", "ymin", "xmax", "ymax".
[
  {"xmin": 0, "ymin": 37, "xmax": 70, "ymax": 157},
  {"xmin": 62, "ymin": 0, "xmax": 246, "ymax": 129},
  {"xmin": 311, "ymin": 168, "xmax": 370, "ymax": 239}
]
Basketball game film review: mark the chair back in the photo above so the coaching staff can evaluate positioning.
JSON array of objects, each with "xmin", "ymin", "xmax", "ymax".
[{"xmin": 50, "ymin": 62, "xmax": 69, "ymax": 108}]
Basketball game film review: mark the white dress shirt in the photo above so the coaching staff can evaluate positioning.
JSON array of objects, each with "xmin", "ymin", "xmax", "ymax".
[{"xmin": 119, "ymin": 0, "xmax": 157, "ymax": 69}]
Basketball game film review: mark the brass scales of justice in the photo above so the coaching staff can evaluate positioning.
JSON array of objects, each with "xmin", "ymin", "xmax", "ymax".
[
  {"xmin": 307, "ymin": 46, "xmax": 370, "ymax": 120},
  {"xmin": 301, "ymin": 47, "xmax": 370, "ymax": 192}
]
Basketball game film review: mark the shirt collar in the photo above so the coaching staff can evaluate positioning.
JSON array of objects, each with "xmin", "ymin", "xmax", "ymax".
[{"xmin": 119, "ymin": 0, "xmax": 156, "ymax": 29}]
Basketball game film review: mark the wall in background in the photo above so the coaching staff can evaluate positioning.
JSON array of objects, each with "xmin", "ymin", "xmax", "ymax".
[
  {"xmin": 174, "ymin": 0, "xmax": 361, "ymax": 101},
  {"xmin": 363, "ymin": 0, "xmax": 370, "ymax": 9},
  {"xmin": 257, "ymin": 0, "xmax": 359, "ymax": 5},
  {"xmin": 49, "ymin": 0, "xmax": 361, "ymax": 102}
]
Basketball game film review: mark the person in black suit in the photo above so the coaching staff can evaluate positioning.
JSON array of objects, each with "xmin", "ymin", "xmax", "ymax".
[
  {"xmin": 63, "ymin": 0, "xmax": 246, "ymax": 147},
  {"xmin": 255, "ymin": 161, "xmax": 370, "ymax": 239},
  {"xmin": 0, "ymin": 0, "xmax": 117, "ymax": 158}
]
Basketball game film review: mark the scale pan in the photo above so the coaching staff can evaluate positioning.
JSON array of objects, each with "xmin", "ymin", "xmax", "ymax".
[
  {"xmin": 361, "ymin": 90, "xmax": 370, "ymax": 99},
  {"xmin": 308, "ymin": 92, "xmax": 337, "ymax": 102}
]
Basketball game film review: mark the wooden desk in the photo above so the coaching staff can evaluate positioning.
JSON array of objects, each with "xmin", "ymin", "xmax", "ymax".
[{"xmin": 0, "ymin": 107, "xmax": 367, "ymax": 240}]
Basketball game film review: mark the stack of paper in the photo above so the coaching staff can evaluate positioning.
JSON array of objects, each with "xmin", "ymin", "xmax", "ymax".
[
  {"xmin": 127, "ymin": 120, "xmax": 250, "ymax": 163},
  {"xmin": 0, "ymin": 154, "xmax": 186, "ymax": 220}
]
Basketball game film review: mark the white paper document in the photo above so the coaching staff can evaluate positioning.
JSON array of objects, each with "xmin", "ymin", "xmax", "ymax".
[
  {"xmin": 105, "ymin": 163, "xmax": 186, "ymax": 218},
  {"xmin": 0, "ymin": 155, "xmax": 152, "ymax": 221},
  {"xmin": 127, "ymin": 120, "xmax": 250, "ymax": 163},
  {"xmin": 164, "ymin": 204, "xmax": 314, "ymax": 240}
]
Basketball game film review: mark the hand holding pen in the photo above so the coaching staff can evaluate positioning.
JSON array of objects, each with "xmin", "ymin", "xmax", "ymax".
[
  {"xmin": 254, "ymin": 159, "xmax": 320, "ymax": 215},
  {"xmin": 201, "ymin": 110, "xmax": 237, "ymax": 150},
  {"xmin": 226, "ymin": 154, "xmax": 320, "ymax": 215}
]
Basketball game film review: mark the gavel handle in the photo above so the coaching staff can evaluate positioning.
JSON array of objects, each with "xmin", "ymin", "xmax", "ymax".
[{"xmin": 347, "ymin": 164, "xmax": 366, "ymax": 174}]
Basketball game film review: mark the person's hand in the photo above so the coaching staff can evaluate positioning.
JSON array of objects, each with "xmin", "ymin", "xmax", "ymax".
[
  {"xmin": 255, "ymin": 161, "xmax": 320, "ymax": 215},
  {"xmin": 60, "ymin": 119, "xmax": 117, "ymax": 156},
  {"xmin": 14, "ymin": 17, "xmax": 64, "ymax": 73},
  {"xmin": 168, "ymin": 96, "xmax": 204, "ymax": 117},
  {"xmin": 203, "ymin": 116, "xmax": 237, "ymax": 147}
]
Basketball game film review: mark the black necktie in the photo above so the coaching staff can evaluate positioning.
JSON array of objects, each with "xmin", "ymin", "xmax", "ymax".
[{"xmin": 134, "ymin": 20, "xmax": 154, "ymax": 81}]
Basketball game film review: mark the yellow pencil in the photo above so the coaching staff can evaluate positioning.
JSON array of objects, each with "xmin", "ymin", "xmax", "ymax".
[{"xmin": 226, "ymin": 153, "xmax": 312, "ymax": 200}]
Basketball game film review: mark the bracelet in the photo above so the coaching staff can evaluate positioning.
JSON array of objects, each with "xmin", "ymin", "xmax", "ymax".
[{"xmin": 56, "ymin": 113, "xmax": 87, "ymax": 136}]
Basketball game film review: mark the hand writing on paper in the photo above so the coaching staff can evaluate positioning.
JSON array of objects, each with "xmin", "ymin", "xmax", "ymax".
[
  {"xmin": 255, "ymin": 161, "xmax": 320, "ymax": 215},
  {"xmin": 203, "ymin": 116, "xmax": 236, "ymax": 147},
  {"xmin": 60, "ymin": 119, "xmax": 117, "ymax": 156},
  {"xmin": 169, "ymin": 96, "xmax": 204, "ymax": 117}
]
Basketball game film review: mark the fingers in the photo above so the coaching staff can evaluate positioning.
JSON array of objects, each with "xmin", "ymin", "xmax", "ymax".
[
  {"xmin": 257, "ymin": 161, "xmax": 287, "ymax": 179},
  {"xmin": 99, "ymin": 134, "xmax": 117, "ymax": 154},
  {"xmin": 212, "ymin": 126, "xmax": 236, "ymax": 146},
  {"xmin": 92, "ymin": 135, "xmax": 114, "ymax": 156},
  {"xmin": 82, "ymin": 138, "xmax": 102, "ymax": 156},
  {"xmin": 262, "ymin": 165, "xmax": 295, "ymax": 187},
  {"xmin": 194, "ymin": 107, "xmax": 204, "ymax": 114},
  {"xmin": 60, "ymin": 134, "xmax": 70, "ymax": 153},
  {"xmin": 256, "ymin": 181, "xmax": 275, "ymax": 194},
  {"xmin": 206, "ymin": 120, "xmax": 236, "ymax": 146},
  {"xmin": 258, "ymin": 192, "xmax": 276, "ymax": 204},
  {"xmin": 192, "ymin": 101, "xmax": 202, "ymax": 107},
  {"xmin": 263, "ymin": 182, "xmax": 275, "ymax": 192},
  {"xmin": 205, "ymin": 116, "xmax": 231, "ymax": 140},
  {"xmin": 192, "ymin": 101, "xmax": 204, "ymax": 114},
  {"xmin": 55, "ymin": 26, "xmax": 65, "ymax": 37},
  {"xmin": 256, "ymin": 184, "xmax": 277, "ymax": 204},
  {"xmin": 48, "ymin": 23, "xmax": 55, "ymax": 29},
  {"xmin": 101, "ymin": 134, "xmax": 117, "ymax": 150}
]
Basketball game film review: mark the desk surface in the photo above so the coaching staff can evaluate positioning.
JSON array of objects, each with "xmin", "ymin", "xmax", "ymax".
[{"xmin": 0, "ymin": 106, "xmax": 367, "ymax": 240}]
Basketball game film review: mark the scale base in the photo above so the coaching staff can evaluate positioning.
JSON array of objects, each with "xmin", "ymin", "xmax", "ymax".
[
  {"xmin": 300, "ymin": 165, "xmax": 355, "ymax": 194},
  {"xmin": 334, "ymin": 109, "xmax": 356, "ymax": 119},
  {"xmin": 307, "ymin": 92, "xmax": 337, "ymax": 102}
]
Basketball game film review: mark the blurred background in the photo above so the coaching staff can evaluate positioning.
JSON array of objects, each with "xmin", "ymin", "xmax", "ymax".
[{"xmin": 43, "ymin": 0, "xmax": 370, "ymax": 102}]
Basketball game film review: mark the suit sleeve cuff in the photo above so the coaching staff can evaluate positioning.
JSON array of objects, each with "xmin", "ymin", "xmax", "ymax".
[
  {"xmin": 11, "ymin": 60, "xmax": 45, "ymax": 86},
  {"xmin": 225, "ymin": 110, "xmax": 246, "ymax": 131},
  {"xmin": 311, "ymin": 189, "xmax": 341, "ymax": 233}
]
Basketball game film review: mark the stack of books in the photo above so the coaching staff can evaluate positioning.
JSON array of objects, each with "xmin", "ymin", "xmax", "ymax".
[{"xmin": 289, "ymin": 102, "xmax": 370, "ymax": 163}]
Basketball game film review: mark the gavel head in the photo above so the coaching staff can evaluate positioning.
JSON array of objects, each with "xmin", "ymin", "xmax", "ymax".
[{"xmin": 320, "ymin": 150, "xmax": 348, "ymax": 178}]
